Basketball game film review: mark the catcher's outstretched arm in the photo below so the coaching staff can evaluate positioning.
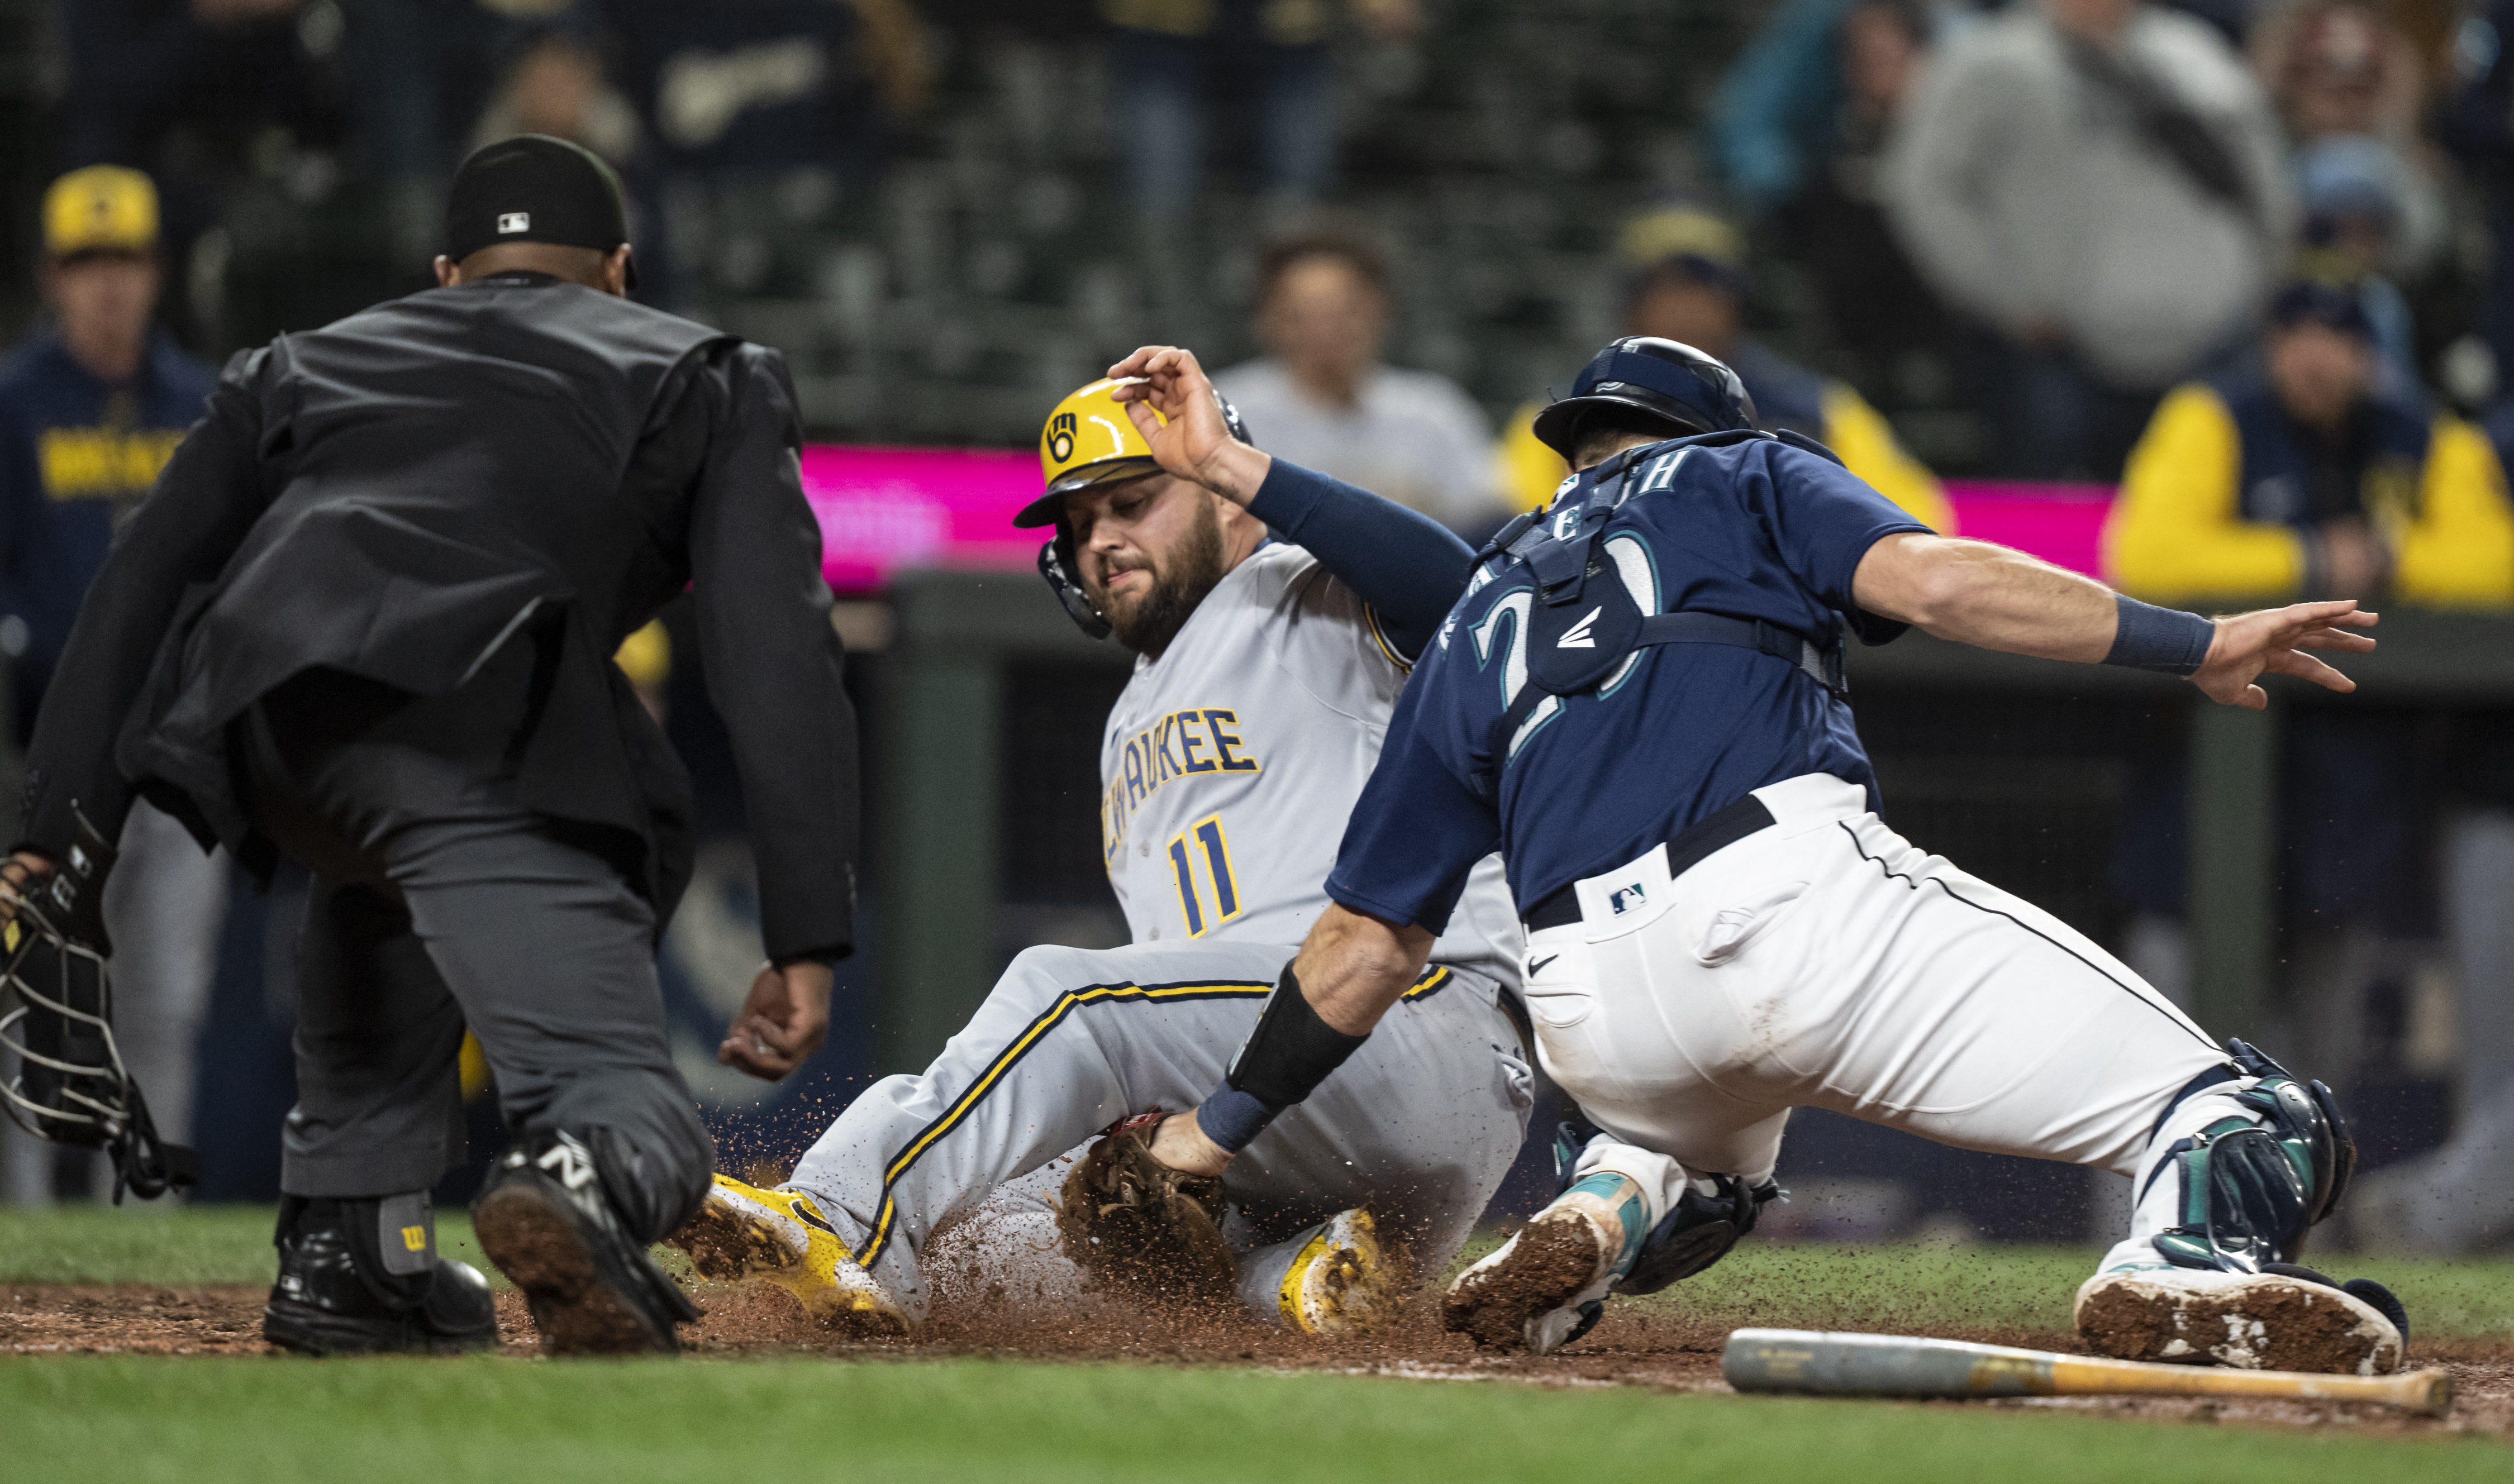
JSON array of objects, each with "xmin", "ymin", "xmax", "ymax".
[{"xmin": 1152, "ymin": 904, "xmax": 1432, "ymax": 1176}]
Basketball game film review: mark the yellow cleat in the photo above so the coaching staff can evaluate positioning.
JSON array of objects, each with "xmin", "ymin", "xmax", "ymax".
[
  {"xmin": 667, "ymin": 1173, "xmax": 910, "ymax": 1338},
  {"xmin": 1279, "ymin": 1208, "xmax": 1400, "ymax": 1336}
]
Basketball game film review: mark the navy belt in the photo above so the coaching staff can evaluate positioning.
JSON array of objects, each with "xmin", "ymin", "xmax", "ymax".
[{"xmin": 1520, "ymin": 794, "xmax": 1778, "ymax": 933}]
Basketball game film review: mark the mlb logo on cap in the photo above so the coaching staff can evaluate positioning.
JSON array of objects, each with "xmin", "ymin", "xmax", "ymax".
[{"xmin": 498, "ymin": 212, "xmax": 531, "ymax": 234}]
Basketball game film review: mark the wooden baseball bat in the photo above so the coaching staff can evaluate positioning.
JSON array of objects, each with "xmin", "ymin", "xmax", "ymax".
[{"xmin": 1721, "ymin": 1328, "xmax": 2451, "ymax": 1416}]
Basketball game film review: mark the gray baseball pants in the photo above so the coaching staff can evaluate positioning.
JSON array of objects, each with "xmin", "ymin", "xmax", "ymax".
[
  {"xmin": 238, "ymin": 659, "xmax": 712, "ymax": 1242},
  {"xmin": 786, "ymin": 938, "xmax": 1534, "ymax": 1322}
]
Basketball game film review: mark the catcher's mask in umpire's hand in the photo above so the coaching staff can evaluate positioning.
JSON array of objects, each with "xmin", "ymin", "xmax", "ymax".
[
  {"xmin": 0, "ymin": 808, "xmax": 198, "ymax": 1201},
  {"xmin": 1016, "ymin": 375, "xmax": 1254, "ymax": 640}
]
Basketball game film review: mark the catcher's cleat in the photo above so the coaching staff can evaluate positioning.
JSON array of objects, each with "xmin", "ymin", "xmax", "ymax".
[
  {"xmin": 260, "ymin": 1197, "xmax": 498, "ymax": 1356},
  {"xmin": 473, "ymin": 1131, "xmax": 699, "ymax": 1356},
  {"xmin": 1442, "ymin": 1171, "xmax": 1648, "ymax": 1354},
  {"xmin": 1279, "ymin": 1208, "xmax": 1399, "ymax": 1336},
  {"xmin": 2075, "ymin": 1264, "xmax": 2405, "ymax": 1376},
  {"xmin": 666, "ymin": 1173, "xmax": 909, "ymax": 1338}
]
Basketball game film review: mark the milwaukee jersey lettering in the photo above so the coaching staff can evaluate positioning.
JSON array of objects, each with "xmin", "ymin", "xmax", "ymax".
[{"xmin": 1097, "ymin": 542, "xmax": 1519, "ymax": 990}]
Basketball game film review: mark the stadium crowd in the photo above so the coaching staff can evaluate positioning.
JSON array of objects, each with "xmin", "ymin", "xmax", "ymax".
[{"xmin": 7, "ymin": 0, "xmax": 2514, "ymax": 1252}]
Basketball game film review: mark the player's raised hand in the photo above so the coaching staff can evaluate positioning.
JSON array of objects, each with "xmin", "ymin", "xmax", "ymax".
[
  {"xmin": 718, "ymin": 960, "xmax": 833, "ymax": 1081},
  {"xmin": 1104, "ymin": 345, "xmax": 1271, "ymax": 503},
  {"xmin": 2187, "ymin": 598, "xmax": 2379, "ymax": 710}
]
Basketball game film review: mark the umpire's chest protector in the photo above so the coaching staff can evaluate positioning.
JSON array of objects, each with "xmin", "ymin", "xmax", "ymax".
[
  {"xmin": 130, "ymin": 283, "xmax": 736, "ymax": 908},
  {"xmin": 193, "ymin": 284, "xmax": 731, "ymax": 710}
]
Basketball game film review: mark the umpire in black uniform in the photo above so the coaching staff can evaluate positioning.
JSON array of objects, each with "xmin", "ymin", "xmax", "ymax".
[{"xmin": 2, "ymin": 137, "xmax": 856, "ymax": 1355}]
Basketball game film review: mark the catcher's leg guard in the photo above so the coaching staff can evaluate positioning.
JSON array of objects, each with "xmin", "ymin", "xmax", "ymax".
[
  {"xmin": 2148, "ymin": 1041, "xmax": 2354, "ymax": 1273},
  {"xmin": 2079, "ymin": 1042, "xmax": 2404, "ymax": 1375}
]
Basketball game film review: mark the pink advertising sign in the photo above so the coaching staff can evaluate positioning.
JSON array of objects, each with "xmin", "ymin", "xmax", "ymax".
[
  {"xmin": 1941, "ymin": 480, "xmax": 2115, "ymax": 580},
  {"xmin": 799, "ymin": 445, "xmax": 2125, "ymax": 592},
  {"xmin": 798, "ymin": 445, "xmax": 1042, "ymax": 593}
]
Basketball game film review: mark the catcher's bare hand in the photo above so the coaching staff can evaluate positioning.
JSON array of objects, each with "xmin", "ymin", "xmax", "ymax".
[
  {"xmin": 718, "ymin": 960, "xmax": 832, "ymax": 1081},
  {"xmin": 0, "ymin": 850, "xmax": 53, "ymax": 925},
  {"xmin": 2187, "ymin": 599, "xmax": 2379, "ymax": 711},
  {"xmin": 1104, "ymin": 345, "xmax": 1270, "ymax": 503},
  {"xmin": 1149, "ymin": 1109, "xmax": 1234, "ymax": 1177}
]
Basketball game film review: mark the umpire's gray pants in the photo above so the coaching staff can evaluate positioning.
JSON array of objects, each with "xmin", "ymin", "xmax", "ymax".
[
  {"xmin": 239, "ymin": 663, "xmax": 712, "ymax": 1242},
  {"xmin": 787, "ymin": 938, "xmax": 1533, "ymax": 1321}
]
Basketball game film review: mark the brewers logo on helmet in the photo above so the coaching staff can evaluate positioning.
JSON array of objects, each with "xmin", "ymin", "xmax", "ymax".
[{"xmin": 1018, "ymin": 375, "xmax": 1254, "ymax": 638}]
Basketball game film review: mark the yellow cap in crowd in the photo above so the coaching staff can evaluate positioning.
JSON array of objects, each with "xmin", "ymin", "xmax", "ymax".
[{"xmin": 44, "ymin": 166, "xmax": 159, "ymax": 259}]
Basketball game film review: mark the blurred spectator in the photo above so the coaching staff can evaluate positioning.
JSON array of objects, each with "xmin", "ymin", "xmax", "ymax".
[
  {"xmin": 607, "ymin": 0, "xmax": 926, "ymax": 300},
  {"xmin": 1103, "ymin": 0, "xmax": 1420, "ymax": 223},
  {"xmin": 2253, "ymin": 3, "xmax": 2447, "ymax": 270},
  {"xmin": 2105, "ymin": 281, "xmax": 2514, "ymax": 1090},
  {"xmin": 59, "ymin": 0, "xmax": 349, "ymax": 332},
  {"xmin": 615, "ymin": 617, "xmax": 672, "ymax": 724},
  {"xmin": 2443, "ymin": 1, "xmax": 2514, "ymax": 405},
  {"xmin": 340, "ymin": 1, "xmax": 557, "ymax": 264},
  {"xmin": 1886, "ymin": 0, "xmax": 2293, "ymax": 481},
  {"xmin": 1210, "ymin": 231, "xmax": 1500, "ymax": 533},
  {"xmin": 0, "ymin": 169, "xmax": 230, "ymax": 1204},
  {"xmin": 471, "ymin": 29, "xmax": 644, "ymax": 166},
  {"xmin": 2295, "ymin": 133, "xmax": 2426, "ymax": 388},
  {"xmin": 1712, "ymin": 0, "xmax": 1932, "ymax": 214},
  {"xmin": 1494, "ymin": 202, "xmax": 1953, "ymax": 533},
  {"xmin": 60, "ymin": 0, "xmax": 337, "ymax": 167},
  {"xmin": 2108, "ymin": 279, "xmax": 2512, "ymax": 605},
  {"xmin": 2251, "ymin": 1, "xmax": 2427, "ymax": 146},
  {"xmin": 1715, "ymin": 2, "xmax": 1960, "ymax": 405},
  {"xmin": 610, "ymin": 0, "xmax": 924, "ymax": 181}
]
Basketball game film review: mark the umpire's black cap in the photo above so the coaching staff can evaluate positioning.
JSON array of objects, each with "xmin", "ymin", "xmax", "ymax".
[{"xmin": 445, "ymin": 134, "xmax": 636, "ymax": 287}]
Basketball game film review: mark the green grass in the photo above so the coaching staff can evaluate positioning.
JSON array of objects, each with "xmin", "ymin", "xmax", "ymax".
[
  {"xmin": 0, "ymin": 1204, "xmax": 499, "ymax": 1289},
  {"xmin": 7, "ymin": 1208, "xmax": 2512, "ymax": 1480},
  {"xmin": 9, "ymin": 1205, "xmax": 2514, "ymax": 1336},
  {"xmin": 6, "ymin": 1353, "xmax": 2508, "ymax": 1484}
]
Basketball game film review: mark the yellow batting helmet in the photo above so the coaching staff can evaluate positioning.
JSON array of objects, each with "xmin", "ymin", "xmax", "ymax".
[{"xmin": 1013, "ymin": 375, "xmax": 1253, "ymax": 528}]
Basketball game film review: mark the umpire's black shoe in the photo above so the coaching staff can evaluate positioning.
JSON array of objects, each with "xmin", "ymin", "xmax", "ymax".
[
  {"xmin": 473, "ymin": 1130, "xmax": 698, "ymax": 1355},
  {"xmin": 263, "ymin": 1198, "xmax": 500, "ymax": 1356}
]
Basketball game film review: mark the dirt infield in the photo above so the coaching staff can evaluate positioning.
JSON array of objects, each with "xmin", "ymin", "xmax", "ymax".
[{"xmin": 8, "ymin": 1277, "xmax": 2511, "ymax": 1442}]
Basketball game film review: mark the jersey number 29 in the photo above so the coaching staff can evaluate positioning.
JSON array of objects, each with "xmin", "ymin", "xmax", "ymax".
[{"xmin": 1166, "ymin": 814, "xmax": 1241, "ymax": 937}]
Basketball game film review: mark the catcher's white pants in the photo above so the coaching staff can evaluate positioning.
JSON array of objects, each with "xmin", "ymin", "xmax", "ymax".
[
  {"xmin": 786, "ymin": 937, "xmax": 1532, "ymax": 1322},
  {"xmin": 1528, "ymin": 774, "xmax": 2248, "ymax": 1276}
]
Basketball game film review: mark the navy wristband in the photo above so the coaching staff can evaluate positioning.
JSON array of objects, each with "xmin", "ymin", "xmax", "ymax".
[
  {"xmin": 1195, "ymin": 1086, "xmax": 1278, "ymax": 1153},
  {"xmin": 2103, "ymin": 593, "xmax": 2216, "ymax": 676}
]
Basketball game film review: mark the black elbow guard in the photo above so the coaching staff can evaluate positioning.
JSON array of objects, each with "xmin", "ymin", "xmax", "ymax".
[{"xmin": 1226, "ymin": 961, "xmax": 1370, "ymax": 1110}]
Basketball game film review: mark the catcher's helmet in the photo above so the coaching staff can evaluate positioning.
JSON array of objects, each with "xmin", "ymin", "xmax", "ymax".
[
  {"xmin": 1531, "ymin": 336, "xmax": 1756, "ymax": 460},
  {"xmin": 1020, "ymin": 375, "xmax": 1253, "ymax": 640}
]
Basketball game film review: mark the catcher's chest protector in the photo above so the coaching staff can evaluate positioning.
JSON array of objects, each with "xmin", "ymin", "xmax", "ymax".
[{"xmin": 1474, "ymin": 430, "xmax": 1848, "ymax": 785}]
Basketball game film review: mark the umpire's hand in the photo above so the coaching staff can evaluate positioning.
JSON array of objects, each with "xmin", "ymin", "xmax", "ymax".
[
  {"xmin": 718, "ymin": 961, "xmax": 833, "ymax": 1081},
  {"xmin": 2188, "ymin": 598, "xmax": 2379, "ymax": 711},
  {"xmin": 0, "ymin": 850, "xmax": 51, "ymax": 923}
]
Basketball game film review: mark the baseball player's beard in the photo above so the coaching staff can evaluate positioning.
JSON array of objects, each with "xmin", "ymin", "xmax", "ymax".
[{"xmin": 1102, "ymin": 498, "xmax": 1228, "ymax": 658}]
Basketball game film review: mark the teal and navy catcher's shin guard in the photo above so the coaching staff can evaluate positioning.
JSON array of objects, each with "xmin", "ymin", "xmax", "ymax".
[{"xmin": 2149, "ymin": 1040, "xmax": 2356, "ymax": 1273}]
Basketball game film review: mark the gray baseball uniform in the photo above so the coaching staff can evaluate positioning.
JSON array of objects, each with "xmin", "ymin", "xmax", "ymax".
[{"xmin": 785, "ymin": 542, "xmax": 1532, "ymax": 1323}]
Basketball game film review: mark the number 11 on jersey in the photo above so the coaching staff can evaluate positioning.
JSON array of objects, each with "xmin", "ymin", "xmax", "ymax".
[{"xmin": 1166, "ymin": 813, "xmax": 1241, "ymax": 937}]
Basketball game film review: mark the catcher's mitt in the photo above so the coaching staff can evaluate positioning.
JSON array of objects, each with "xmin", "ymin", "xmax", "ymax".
[{"xmin": 1054, "ymin": 1111, "xmax": 1237, "ymax": 1310}]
